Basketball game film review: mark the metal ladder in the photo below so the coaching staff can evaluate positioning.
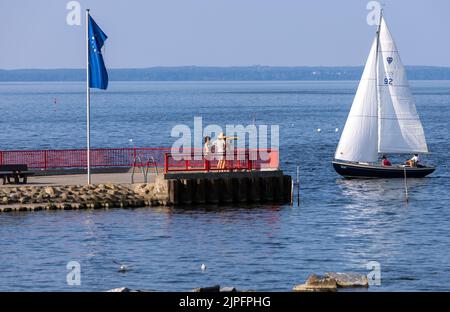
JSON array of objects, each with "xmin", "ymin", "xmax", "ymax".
[{"xmin": 131, "ymin": 155, "xmax": 159, "ymax": 183}]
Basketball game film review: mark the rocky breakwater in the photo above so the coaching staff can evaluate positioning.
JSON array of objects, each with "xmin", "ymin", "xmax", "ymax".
[
  {"xmin": 0, "ymin": 179, "xmax": 168, "ymax": 213},
  {"xmin": 293, "ymin": 272, "xmax": 369, "ymax": 292}
]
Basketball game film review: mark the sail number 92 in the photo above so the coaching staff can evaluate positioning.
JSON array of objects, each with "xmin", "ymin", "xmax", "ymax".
[{"xmin": 384, "ymin": 77, "xmax": 393, "ymax": 85}]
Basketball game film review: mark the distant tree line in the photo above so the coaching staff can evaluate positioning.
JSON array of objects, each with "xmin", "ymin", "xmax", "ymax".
[{"xmin": 1, "ymin": 66, "xmax": 450, "ymax": 81}]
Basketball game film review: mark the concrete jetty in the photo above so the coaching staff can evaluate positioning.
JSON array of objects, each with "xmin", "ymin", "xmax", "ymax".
[
  {"xmin": 0, "ymin": 169, "xmax": 291, "ymax": 212},
  {"xmin": 166, "ymin": 170, "xmax": 291, "ymax": 205}
]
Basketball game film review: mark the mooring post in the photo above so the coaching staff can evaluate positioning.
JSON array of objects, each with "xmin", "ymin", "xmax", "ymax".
[
  {"xmin": 296, "ymin": 165, "xmax": 300, "ymax": 206},
  {"xmin": 290, "ymin": 179, "xmax": 294, "ymax": 206},
  {"xmin": 404, "ymin": 166, "xmax": 409, "ymax": 203}
]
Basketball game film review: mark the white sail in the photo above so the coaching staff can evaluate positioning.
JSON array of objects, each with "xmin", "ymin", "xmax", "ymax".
[
  {"xmin": 334, "ymin": 37, "xmax": 379, "ymax": 163},
  {"xmin": 377, "ymin": 16, "xmax": 429, "ymax": 154}
]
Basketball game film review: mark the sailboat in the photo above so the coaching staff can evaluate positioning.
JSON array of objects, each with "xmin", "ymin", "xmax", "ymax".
[{"xmin": 332, "ymin": 11, "xmax": 435, "ymax": 179}]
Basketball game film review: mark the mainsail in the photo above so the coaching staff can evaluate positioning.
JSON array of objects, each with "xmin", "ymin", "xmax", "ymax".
[
  {"xmin": 377, "ymin": 17, "xmax": 428, "ymax": 154},
  {"xmin": 335, "ymin": 13, "xmax": 428, "ymax": 163}
]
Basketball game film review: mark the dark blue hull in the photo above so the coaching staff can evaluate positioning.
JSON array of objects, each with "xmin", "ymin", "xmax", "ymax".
[{"xmin": 332, "ymin": 161, "xmax": 435, "ymax": 179}]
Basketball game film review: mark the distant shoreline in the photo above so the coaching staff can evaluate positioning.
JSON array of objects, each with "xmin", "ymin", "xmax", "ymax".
[{"xmin": 1, "ymin": 66, "xmax": 450, "ymax": 81}]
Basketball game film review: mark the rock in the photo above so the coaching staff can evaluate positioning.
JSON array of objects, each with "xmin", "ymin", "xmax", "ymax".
[
  {"xmin": 293, "ymin": 274, "xmax": 337, "ymax": 292},
  {"xmin": 107, "ymin": 189, "xmax": 118, "ymax": 196},
  {"xmin": 105, "ymin": 183, "xmax": 116, "ymax": 190},
  {"xmin": 325, "ymin": 272, "xmax": 369, "ymax": 288},
  {"xmin": 191, "ymin": 285, "xmax": 221, "ymax": 292},
  {"xmin": 26, "ymin": 190, "xmax": 39, "ymax": 199},
  {"xmin": 79, "ymin": 194, "xmax": 92, "ymax": 202},
  {"xmin": 1, "ymin": 188, "xmax": 11, "ymax": 194},
  {"xmin": 133, "ymin": 184, "xmax": 156, "ymax": 198},
  {"xmin": 19, "ymin": 196, "xmax": 30, "ymax": 204},
  {"xmin": 44, "ymin": 187, "xmax": 56, "ymax": 197},
  {"xmin": 106, "ymin": 287, "xmax": 131, "ymax": 292},
  {"xmin": 0, "ymin": 182, "xmax": 165, "ymax": 213},
  {"xmin": 8, "ymin": 193, "xmax": 18, "ymax": 202}
]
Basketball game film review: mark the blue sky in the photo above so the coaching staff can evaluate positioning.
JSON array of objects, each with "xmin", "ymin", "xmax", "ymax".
[{"xmin": 1, "ymin": 0, "xmax": 449, "ymax": 69}]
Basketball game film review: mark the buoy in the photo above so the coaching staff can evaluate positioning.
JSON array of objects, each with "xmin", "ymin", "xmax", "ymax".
[
  {"xmin": 113, "ymin": 260, "xmax": 129, "ymax": 273},
  {"xmin": 118, "ymin": 264, "xmax": 127, "ymax": 272}
]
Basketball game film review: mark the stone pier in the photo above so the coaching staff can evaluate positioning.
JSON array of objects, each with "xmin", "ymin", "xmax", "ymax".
[{"xmin": 0, "ymin": 170, "xmax": 292, "ymax": 212}]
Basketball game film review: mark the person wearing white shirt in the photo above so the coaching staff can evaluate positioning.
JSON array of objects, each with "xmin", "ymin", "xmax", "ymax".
[
  {"xmin": 213, "ymin": 133, "xmax": 227, "ymax": 170},
  {"xmin": 203, "ymin": 136, "xmax": 212, "ymax": 171},
  {"xmin": 407, "ymin": 154, "xmax": 420, "ymax": 167}
]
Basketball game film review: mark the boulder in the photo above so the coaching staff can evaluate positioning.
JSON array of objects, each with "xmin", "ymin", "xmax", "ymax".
[
  {"xmin": 44, "ymin": 187, "xmax": 56, "ymax": 197},
  {"xmin": 60, "ymin": 193, "xmax": 68, "ymax": 201},
  {"xmin": 133, "ymin": 184, "xmax": 151, "ymax": 196},
  {"xmin": 293, "ymin": 274, "xmax": 337, "ymax": 292},
  {"xmin": 106, "ymin": 287, "xmax": 131, "ymax": 292},
  {"xmin": 191, "ymin": 285, "xmax": 221, "ymax": 292},
  {"xmin": 67, "ymin": 186, "xmax": 77, "ymax": 192},
  {"xmin": 105, "ymin": 183, "xmax": 116, "ymax": 190},
  {"xmin": 107, "ymin": 189, "xmax": 118, "ymax": 196},
  {"xmin": 35, "ymin": 194, "xmax": 44, "ymax": 203},
  {"xmin": 8, "ymin": 193, "xmax": 18, "ymax": 202},
  {"xmin": 19, "ymin": 196, "xmax": 30, "ymax": 204},
  {"xmin": 1, "ymin": 188, "xmax": 11, "ymax": 194},
  {"xmin": 325, "ymin": 272, "xmax": 369, "ymax": 288}
]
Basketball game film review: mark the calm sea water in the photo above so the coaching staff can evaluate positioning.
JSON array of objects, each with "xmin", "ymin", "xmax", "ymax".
[{"xmin": 0, "ymin": 81, "xmax": 449, "ymax": 291}]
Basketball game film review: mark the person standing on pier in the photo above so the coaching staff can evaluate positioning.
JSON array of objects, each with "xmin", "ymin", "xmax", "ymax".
[
  {"xmin": 204, "ymin": 136, "xmax": 212, "ymax": 171},
  {"xmin": 213, "ymin": 133, "xmax": 227, "ymax": 171}
]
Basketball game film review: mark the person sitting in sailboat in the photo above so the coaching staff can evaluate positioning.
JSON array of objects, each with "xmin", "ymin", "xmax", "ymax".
[
  {"xmin": 381, "ymin": 155, "xmax": 392, "ymax": 166},
  {"xmin": 406, "ymin": 154, "xmax": 420, "ymax": 167}
]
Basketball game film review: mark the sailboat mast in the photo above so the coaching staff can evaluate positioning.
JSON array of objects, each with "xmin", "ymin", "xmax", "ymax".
[{"xmin": 375, "ymin": 9, "xmax": 383, "ymax": 157}]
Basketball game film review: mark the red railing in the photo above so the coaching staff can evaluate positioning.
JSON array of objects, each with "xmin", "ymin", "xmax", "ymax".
[
  {"xmin": 0, "ymin": 148, "xmax": 169, "ymax": 170},
  {"xmin": 0, "ymin": 148, "xmax": 279, "ymax": 172},
  {"xmin": 164, "ymin": 149, "xmax": 279, "ymax": 173}
]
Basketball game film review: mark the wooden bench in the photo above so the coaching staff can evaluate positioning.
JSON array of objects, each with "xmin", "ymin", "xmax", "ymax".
[{"xmin": 0, "ymin": 164, "xmax": 35, "ymax": 185}]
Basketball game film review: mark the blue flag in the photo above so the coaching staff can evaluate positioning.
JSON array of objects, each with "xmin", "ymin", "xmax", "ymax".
[{"xmin": 88, "ymin": 15, "xmax": 108, "ymax": 89}]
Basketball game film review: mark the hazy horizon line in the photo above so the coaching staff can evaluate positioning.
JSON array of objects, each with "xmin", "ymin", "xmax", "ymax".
[{"xmin": 1, "ymin": 65, "xmax": 450, "ymax": 71}]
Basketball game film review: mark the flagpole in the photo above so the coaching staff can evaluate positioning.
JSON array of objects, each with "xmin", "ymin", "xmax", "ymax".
[{"xmin": 86, "ymin": 9, "xmax": 91, "ymax": 184}]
